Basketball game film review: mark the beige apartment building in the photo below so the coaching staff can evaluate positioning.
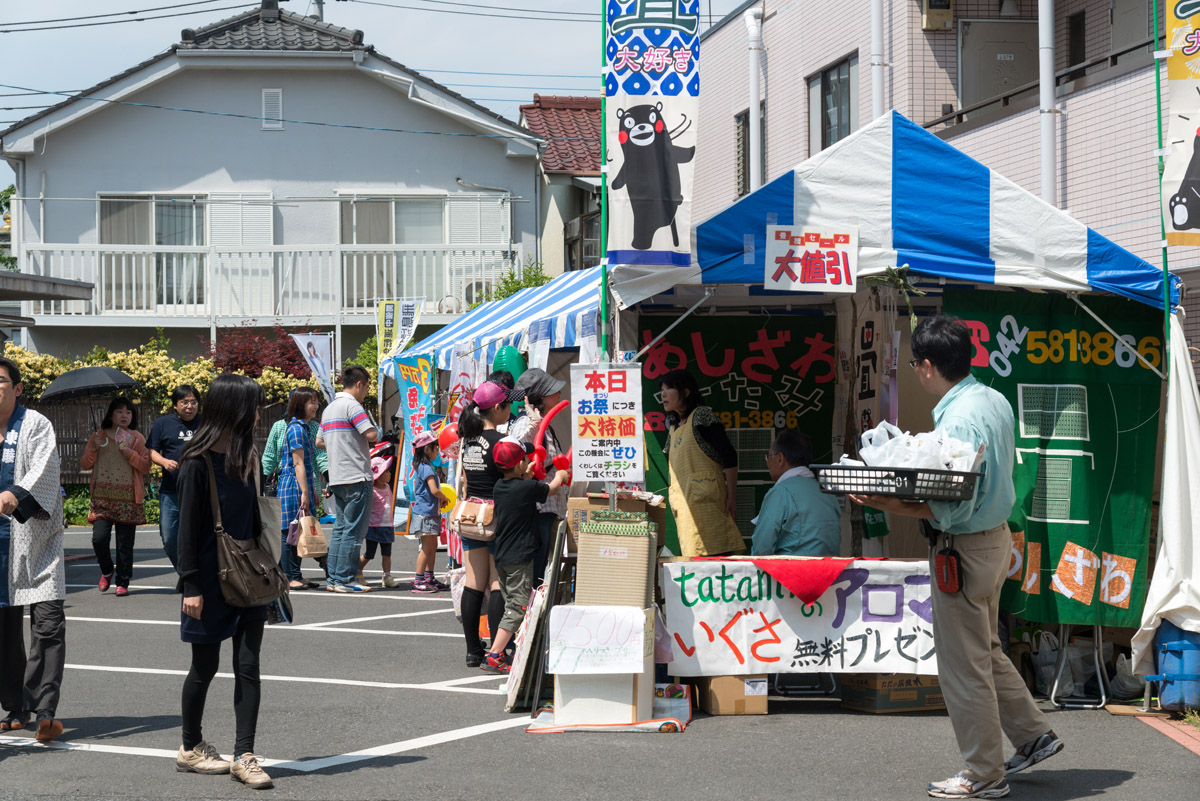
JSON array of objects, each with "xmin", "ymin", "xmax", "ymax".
[{"xmin": 694, "ymin": 0, "xmax": 1199, "ymax": 342}]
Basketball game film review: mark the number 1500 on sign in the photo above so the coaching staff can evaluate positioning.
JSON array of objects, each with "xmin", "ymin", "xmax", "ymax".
[{"xmin": 963, "ymin": 315, "xmax": 1162, "ymax": 377}]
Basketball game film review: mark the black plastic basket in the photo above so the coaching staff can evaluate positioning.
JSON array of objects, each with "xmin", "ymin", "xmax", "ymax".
[{"xmin": 810, "ymin": 464, "xmax": 982, "ymax": 501}]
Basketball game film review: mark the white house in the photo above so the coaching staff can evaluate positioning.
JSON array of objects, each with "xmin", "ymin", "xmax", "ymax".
[{"xmin": 0, "ymin": 0, "xmax": 543, "ymax": 361}]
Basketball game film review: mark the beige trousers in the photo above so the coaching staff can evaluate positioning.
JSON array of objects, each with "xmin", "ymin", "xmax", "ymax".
[{"xmin": 929, "ymin": 523, "xmax": 1049, "ymax": 782}]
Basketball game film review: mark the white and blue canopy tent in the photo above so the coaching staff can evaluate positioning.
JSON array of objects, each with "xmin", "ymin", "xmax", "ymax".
[
  {"xmin": 607, "ymin": 110, "xmax": 1195, "ymax": 682},
  {"xmin": 394, "ymin": 264, "xmax": 603, "ymax": 371},
  {"xmin": 609, "ymin": 111, "xmax": 1181, "ymax": 312}
]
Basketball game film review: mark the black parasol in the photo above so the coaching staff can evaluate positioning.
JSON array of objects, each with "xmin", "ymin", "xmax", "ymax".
[{"xmin": 39, "ymin": 366, "xmax": 137, "ymax": 402}]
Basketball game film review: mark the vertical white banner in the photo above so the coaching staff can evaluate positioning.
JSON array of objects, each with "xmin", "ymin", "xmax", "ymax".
[{"xmin": 291, "ymin": 333, "xmax": 336, "ymax": 403}]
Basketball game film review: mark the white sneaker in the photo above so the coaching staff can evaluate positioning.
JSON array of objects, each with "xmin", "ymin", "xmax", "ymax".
[
  {"xmin": 927, "ymin": 773, "xmax": 1010, "ymax": 798},
  {"xmin": 381, "ymin": 575, "xmax": 401, "ymax": 588},
  {"xmin": 355, "ymin": 573, "xmax": 371, "ymax": 587}
]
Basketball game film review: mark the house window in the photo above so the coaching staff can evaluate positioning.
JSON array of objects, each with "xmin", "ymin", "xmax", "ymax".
[
  {"xmin": 262, "ymin": 89, "xmax": 283, "ymax": 130},
  {"xmin": 808, "ymin": 54, "xmax": 858, "ymax": 155},
  {"xmin": 566, "ymin": 212, "xmax": 601, "ymax": 272},
  {"xmin": 735, "ymin": 101, "xmax": 766, "ymax": 197},
  {"xmin": 99, "ymin": 195, "xmax": 206, "ymax": 309},
  {"xmin": 1066, "ymin": 12, "xmax": 1086, "ymax": 81}
]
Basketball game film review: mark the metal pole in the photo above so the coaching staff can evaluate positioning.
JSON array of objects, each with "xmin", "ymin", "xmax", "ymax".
[
  {"xmin": 744, "ymin": 9, "xmax": 764, "ymax": 191},
  {"xmin": 1038, "ymin": 0, "xmax": 1058, "ymax": 206},
  {"xmin": 870, "ymin": 0, "xmax": 885, "ymax": 118},
  {"xmin": 1153, "ymin": 0, "xmax": 1172, "ymax": 349}
]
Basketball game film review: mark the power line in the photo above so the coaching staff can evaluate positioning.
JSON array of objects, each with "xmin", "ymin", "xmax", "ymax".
[
  {"xmin": 417, "ymin": 68, "xmax": 595, "ymax": 79},
  {"xmin": 0, "ymin": 3, "xmax": 257, "ymax": 33},
  {"xmin": 398, "ymin": 0, "xmax": 596, "ymax": 16},
  {"xmin": 0, "ymin": 0, "xmax": 233, "ymax": 27},
  {"xmin": 346, "ymin": 0, "xmax": 593, "ymax": 23},
  {"xmin": 0, "ymin": 82, "xmax": 599, "ymax": 143},
  {"xmin": 0, "ymin": 91, "xmax": 82, "ymax": 98},
  {"xmin": 445, "ymin": 83, "xmax": 598, "ymax": 92}
]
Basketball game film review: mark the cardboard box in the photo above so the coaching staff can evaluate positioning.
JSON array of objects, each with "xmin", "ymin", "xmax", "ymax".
[
  {"xmin": 553, "ymin": 654, "xmax": 655, "ymax": 726},
  {"xmin": 574, "ymin": 514, "xmax": 657, "ymax": 608},
  {"xmin": 839, "ymin": 673, "xmax": 945, "ymax": 714},
  {"xmin": 566, "ymin": 495, "xmax": 667, "ymax": 553},
  {"xmin": 691, "ymin": 674, "xmax": 769, "ymax": 715}
]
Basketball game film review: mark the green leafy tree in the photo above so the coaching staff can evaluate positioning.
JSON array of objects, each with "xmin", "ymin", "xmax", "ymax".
[{"xmin": 472, "ymin": 257, "xmax": 551, "ymax": 308}]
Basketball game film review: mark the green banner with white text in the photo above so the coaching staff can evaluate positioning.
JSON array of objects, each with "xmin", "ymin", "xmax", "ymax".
[{"xmin": 944, "ymin": 290, "xmax": 1163, "ymax": 627}]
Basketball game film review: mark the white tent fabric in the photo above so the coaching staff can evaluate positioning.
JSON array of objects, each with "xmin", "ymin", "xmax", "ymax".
[{"xmin": 1131, "ymin": 314, "xmax": 1200, "ymax": 675}]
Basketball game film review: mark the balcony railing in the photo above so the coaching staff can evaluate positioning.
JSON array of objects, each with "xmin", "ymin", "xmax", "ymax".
[{"xmin": 20, "ymin": 243, "xmax": 519, "ymax": 320}]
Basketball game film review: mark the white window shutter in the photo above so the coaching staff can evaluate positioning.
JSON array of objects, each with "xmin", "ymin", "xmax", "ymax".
[
  {"xmin": 447, "ymin": 194, "xmax": 511, "ymax": 308},
  {"xmin": 262, "ymin": 89, "xmax": 283, "ymax": 130},
  {"xmin": 209, "ymin": 192, "xmax": 274, "ymax": 315}
]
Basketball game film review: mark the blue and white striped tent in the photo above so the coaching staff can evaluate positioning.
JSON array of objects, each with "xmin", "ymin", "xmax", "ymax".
[
  {"xmin": 397, "ymin": 265, "xmax": 602, "ymax": 370},
  {"xmin": 610, "ymin": 111, "xmax": 1180, "ymax": 310}
]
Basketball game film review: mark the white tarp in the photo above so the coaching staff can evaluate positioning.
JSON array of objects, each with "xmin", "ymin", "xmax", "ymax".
[{"xmin": 1131, "ymin": 313, "xmax": 1200, "ymax": 675}]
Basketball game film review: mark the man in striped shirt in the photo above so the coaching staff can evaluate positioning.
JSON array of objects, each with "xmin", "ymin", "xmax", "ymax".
[{"xmin": 317, "ymin": 366, "xmax": 378, "ymax": 593}]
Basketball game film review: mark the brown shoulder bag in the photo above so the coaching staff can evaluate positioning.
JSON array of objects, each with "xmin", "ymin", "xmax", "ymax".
[{"xmin": 204, "ymin": 453, "xmax": 288, "ymax": 608}]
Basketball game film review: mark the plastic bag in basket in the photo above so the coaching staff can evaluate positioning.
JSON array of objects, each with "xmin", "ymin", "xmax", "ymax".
[{"xmin": 858, "ymin": 422, "xmax": 977, "ymax": 472}]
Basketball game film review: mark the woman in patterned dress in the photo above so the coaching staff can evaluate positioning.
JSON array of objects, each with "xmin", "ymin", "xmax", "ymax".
[
  {"xmin": 81, "ymin": 396, "xmax": 151, "ymax": 596},
  {"xmin": 276, "ymin": 388, "xmax": 322, "ymax": 591}
]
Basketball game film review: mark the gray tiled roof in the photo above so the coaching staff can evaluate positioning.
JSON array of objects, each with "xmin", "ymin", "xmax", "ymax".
[{"xmin": 179, "ymin": 3, "xmax": 365, "ymax": 51}]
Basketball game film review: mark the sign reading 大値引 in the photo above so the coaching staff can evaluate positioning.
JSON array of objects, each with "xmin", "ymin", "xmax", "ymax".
[
  {"xmin": 764, "ymin": 225, "xmax": 858, "ymax": 293},
  {"xmin": 605, "ymin": 0, "xmax": 699, "ymax": 268},
  {"xmin": 944, "ymin": 290, "xmax": 1162, "ymax": 628},
  {"xmin": 661, "ymin": 559, "xmax": 937, "ymax": 676},
  {"xmin": 571, "ymin": 364, "xmax": 644, "ymax": 483}
]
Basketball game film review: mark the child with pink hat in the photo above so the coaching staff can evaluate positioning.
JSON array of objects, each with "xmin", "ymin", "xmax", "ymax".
[
  {"xmin": 358, "ymin": 455, "xmax": 400, "ymax": 587},
  {"xmin": 408, "ymin": 430, "xmax": 448, "ymax": 593}
]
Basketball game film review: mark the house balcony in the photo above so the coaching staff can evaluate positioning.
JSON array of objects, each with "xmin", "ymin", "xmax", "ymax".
[{"xmin": 19, "ymin": 243, "xmax": 521, "ymax": 328}]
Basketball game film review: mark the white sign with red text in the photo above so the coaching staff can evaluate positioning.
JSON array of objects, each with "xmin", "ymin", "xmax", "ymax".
[{"xmin": 764, "ymin": 225, "xmax": 858, "ymax": 294}]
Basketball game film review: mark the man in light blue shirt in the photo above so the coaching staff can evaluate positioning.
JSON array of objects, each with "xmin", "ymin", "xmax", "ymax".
[
  {"xmin": 850, "ymin": 316, "xmax": 1060, "ymax": 800},
  {"xmin": 751, "ymin": 430, "xmax": 841, "ymax": 556}
]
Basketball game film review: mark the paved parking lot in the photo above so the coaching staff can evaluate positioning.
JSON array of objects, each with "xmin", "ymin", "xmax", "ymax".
[{"xmin": 0, "ymin": 528, "xmax": 1196, "ymax": 801}]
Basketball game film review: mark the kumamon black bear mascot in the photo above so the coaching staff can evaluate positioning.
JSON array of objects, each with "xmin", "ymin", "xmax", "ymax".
[{"xmin": 611, "ymin": 101, "xmax": 695, "ymax": 250}]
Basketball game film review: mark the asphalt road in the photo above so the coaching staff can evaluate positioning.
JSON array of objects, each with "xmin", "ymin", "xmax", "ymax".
[{"xmin": 0, "ymin": 528, "xmax": 1195, "ymax": 800}]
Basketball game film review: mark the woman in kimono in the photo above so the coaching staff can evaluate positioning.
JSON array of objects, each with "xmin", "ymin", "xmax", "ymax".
[{"xmin": 0, "ymin": 356, "xmax": 66, "ymax": 742}]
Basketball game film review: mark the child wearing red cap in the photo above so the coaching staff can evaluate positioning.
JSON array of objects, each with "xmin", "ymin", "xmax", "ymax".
[{"xmin": 483, "ymin": 436, "xmax": 569, "ymax": 673}]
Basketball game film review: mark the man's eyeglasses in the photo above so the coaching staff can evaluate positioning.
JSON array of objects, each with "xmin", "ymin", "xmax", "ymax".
[
  {"xmin": 908, "ymin": 358, "xmax": 922, "ymax": 369},
  {"xmin": 178, "ymin": 399, "xmax": 199, "ymax": 406},
  {"xmin": 0, "ymin": 379, "xmax": 13, "ymax": 386}
]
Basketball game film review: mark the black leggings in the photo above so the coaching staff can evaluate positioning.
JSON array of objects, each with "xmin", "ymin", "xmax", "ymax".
[
  {"xmin": 181, "ymin": 619, "xmax": 264, "ymax": 756},
  {"xmin": 92, "ymin": 519, "xmax": 136, "ymax": 588},
  {"xmin": 363, "ymin": 540, "xmax": 392, "ymax": 560}
]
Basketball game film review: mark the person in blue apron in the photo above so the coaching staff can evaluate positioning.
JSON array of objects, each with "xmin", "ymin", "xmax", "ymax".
[{"xmin": 0, "ymin": 355, "xmax": 67, "ymax": 742}]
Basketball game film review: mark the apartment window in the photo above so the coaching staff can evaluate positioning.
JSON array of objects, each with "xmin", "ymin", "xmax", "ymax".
[
  {"xmin": 262, "ymin": 88, "xmax": 283, "ymax": 130},
  {"xmin": 735, "ymin": 101, "xmax": 766, "ymax": 197},
  {"xmin": 566, "ymin": 212, "xmax": 601, "ymax": 271},
  {"xmin": 1066, "ymin": 12, "xmax": 1086, "ymax": 81},
  {"xmin": 99, "ymin": 195, "xmax": 206, "ymax": 308},
  {"xmin": 808, "ymin": 54, "xmax": 859, "ymax": 155}
]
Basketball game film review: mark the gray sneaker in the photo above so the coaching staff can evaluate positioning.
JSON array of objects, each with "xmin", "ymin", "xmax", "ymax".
[
  {"xmin": 1005, "ymin": 730, "xmax": 1064, "ymax": 775},
  {"xmin": 176, "ymin": 741, "xmax": 230, "ymax": 774},
  {"xmin": 231, "ymin": 753, "xmax": 273, "ymax": 789},
  {"xmin": 927, "ymin": 773, "xmax": 1010, "ymax": 799}
]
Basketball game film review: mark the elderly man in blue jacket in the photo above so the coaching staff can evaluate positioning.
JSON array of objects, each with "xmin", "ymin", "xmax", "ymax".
[{"xmin": 750, "ymin": 430, "xmax": 841, "ymax": 557}]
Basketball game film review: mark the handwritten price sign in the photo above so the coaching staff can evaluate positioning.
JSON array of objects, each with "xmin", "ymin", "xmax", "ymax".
[{"xmin": 547, "ymin": 605, "xmax": 652, "ymax": 674}]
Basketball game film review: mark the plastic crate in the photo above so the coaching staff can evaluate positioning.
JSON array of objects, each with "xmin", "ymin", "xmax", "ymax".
[{"xmin": 810, "ymin": 464, "xmax": 982, "ymax": 502}]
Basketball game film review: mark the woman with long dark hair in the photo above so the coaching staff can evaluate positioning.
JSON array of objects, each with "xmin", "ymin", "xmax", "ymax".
[
  {"xmin": 455, "ymin": 380, "xmax": 523, "ymax": 667},
  {"xmin": 81, "ymin": 395, "xmax": 151, "ymax": 596},
  {"xmin": 174, "ymin": 374, "xmax": 273, "ymax": 789},
  {"xmin": 277, "ymin": 387, "xmax": 322, "ymax": 591},
  {"xmin": 659, "ymin": 369, "xmax": 744, "ymax": 558}
]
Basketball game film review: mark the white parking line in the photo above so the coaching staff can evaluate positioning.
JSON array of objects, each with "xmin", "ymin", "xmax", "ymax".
[
  {"xmin": 58, "ymin": 616, "xmax": 459, "ymax": 637},
  {"xmin": 294, "ymin": 608, "xmax": 455, "ymax": 629},
  {"xmin": 62, "ymin": 664, "xmax": 504, "ymax": 695},
  {"xmin": 65, "ymin": 583, "xmax": 455, "ymax": 602},
  {"xmin": 1, "ymin": 718, "xmax": 528, "ymax": 772},
  {"xmin": 270, "ymin": 718, "xmax": 530, "ymax": 773}
]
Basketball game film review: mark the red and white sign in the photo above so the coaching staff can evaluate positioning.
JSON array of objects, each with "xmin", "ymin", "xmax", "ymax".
[{"xmin": 764, "ymin": 225, "xmax": 858, "ymax": 294}]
